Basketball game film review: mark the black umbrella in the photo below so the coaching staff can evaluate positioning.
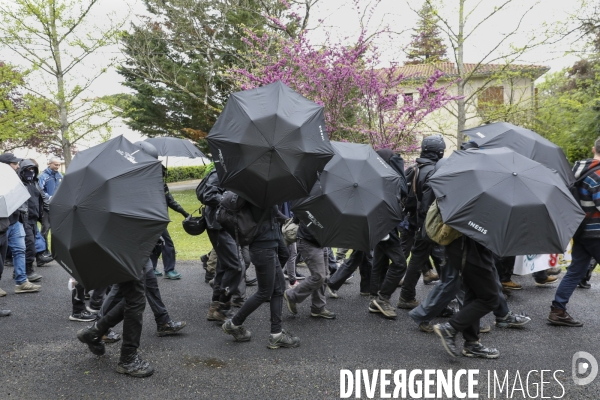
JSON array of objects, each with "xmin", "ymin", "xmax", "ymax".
[
  {"xmin": 428, "ymin": 147, "xmax": 584, "ymax": 257},
  {"xmin": 207, "ymin": 80, "xmax": 335, "ymax": 208},
  {"xmin": 291, "ymin": 142, "xmax": 403, "ymax": 251},
  {"xmin": 50, "ymin": 135, "xmax": 170, "ymax": 289},
  {"xmin": 462, "ymin": 122, "xmax": 575, "ymax": 186},
  {"xmin": 144, "ymin": 137, "xmax": 205, "ymax": 158}
]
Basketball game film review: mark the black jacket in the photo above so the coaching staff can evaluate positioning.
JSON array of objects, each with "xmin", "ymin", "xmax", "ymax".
[
  {"xmin": 164, "ymin": 182, "xmax": 187, "ymax": 216},
  {"xmin": 249, "ymin": 204, "xmax": 281, "ymax": 248},
  {"xmin": 23, "ymin": 182, "xmax": 45, "ymax": 222},
  {"xmin": 413, "ymin": 157, "xmax": 437, "ymax": 227},
  {"xmin": 199, "ymin": 169, "xmax": 224, "ymax": 230},
  {"xmin": 294, "ymin": 217, "xmax": 320, "ymax": 246}
]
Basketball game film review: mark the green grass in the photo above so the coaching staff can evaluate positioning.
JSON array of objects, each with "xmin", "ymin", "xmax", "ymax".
[{"xmin": 168, "ymin": 189, "xmax": 212, "ymax": 260}]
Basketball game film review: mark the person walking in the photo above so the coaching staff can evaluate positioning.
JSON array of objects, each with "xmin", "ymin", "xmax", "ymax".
[{"xmin": 38, "ymin": 156, "xmax": 63, "ymax": 258}]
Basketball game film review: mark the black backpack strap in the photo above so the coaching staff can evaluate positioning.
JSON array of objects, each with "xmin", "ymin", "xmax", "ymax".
[{"xmin": 574, "ymin": 166, "xmax": 600, "ymax": 186}]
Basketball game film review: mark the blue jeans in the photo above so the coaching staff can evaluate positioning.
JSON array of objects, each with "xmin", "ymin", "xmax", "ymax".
[
  {"xmin": 553, "ymin": 237, "xmax": 600, "ymax": 310},
  {"xmin": 7, "ymin": 222, "xmax": 27, "ymax": 285}
]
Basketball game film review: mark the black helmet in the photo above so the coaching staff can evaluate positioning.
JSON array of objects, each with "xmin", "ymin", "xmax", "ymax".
[
  {"xmin": 421, "ymin": 135, "xmax": 446, "ymax": 153},
  {"xmin": 134, "ymin": 141, "xmax": 159, "ymax": 159},
  {"xmin": 182, "ymin": 213, "xmax": 206, "ymax": 236}
]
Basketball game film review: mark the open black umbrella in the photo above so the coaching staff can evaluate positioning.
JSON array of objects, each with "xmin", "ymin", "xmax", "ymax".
[
  {"xmin": 291, "ymin": 142, "xmax": 403, "ymax": 251},
  {"xmin": 145, "ymin": 137, "xmax": 205, "ymax": 158},
  {"xmin": 429, "ymin": 147, "xmax": 584, "ymax": 257},
  {"xmin": 207, "ymin": 80, "xmax": 335, "ymax": 208},
  {"xmin": 462, "ymin": 122, "xmax": 575, "ymax": 186},
  {"xmin": 50, "ymin": 135, "xmax": 170, "ymax": 289}
]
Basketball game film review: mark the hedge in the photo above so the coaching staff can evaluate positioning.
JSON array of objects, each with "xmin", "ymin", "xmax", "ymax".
[{"xmin": 164, "ymin": 165, "xmax": 207, "ymax": 183}]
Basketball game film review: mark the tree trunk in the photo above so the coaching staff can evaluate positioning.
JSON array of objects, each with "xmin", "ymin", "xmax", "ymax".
[{"xmin": 456, "ymin": 0, "xmax": 466, "ymax": 146}]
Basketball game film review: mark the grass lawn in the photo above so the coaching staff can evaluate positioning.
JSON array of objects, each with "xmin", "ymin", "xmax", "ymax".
[{"xmin": 168, "ymin": 189, "xmax": 212, "ymax": 260}]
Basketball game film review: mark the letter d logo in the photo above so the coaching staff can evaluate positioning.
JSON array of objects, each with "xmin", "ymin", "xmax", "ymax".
[{"xmin": 572, "ymin": 351, "xmax": 598, "ymax": 385}]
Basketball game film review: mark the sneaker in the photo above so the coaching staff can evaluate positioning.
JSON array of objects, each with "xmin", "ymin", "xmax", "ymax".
[
  {"xmin": 86, "ymin": 304, "xmax": 101, "ymax": 314},
  {"xmin": 495, "ymin": 311, "xmax": 531, "ymax": 328},
  {"xmin": 433, "ymin": 322, "xmax": 459, "ymax": 357},
  {"xmin": 116, "ymin": 353, "xmax": 154, "ymax": 378},
  {"xmin": 0, "ymin": 310, "xmax": 11, "ymax": 317},
  {"xmin": 423, "ymin": 270, "xmax": 439, "ymax": 285},
  {"xmin": 419, "ymin": 321, "xmax": 434, "ymax": 333},
  {"xmin": 480, "ymin": 321, "xmax": 491, "ymax": 333},
  {"xmin": 102, "ymin": 329, "xmax": 122, "ymax": 343},
  {"xmin": 283, "ymin": 291, "xmax": 297, "ymax": 315},
  {"xmin": 154, "ymin": 269, "xmax": 163, "ymax": 277},
  {"xmin": 231, "ymin": 297, "xmax": 246, "ymax": 308},
  {"xmin": 325, "ymin": 284, "xmax": 338, "ymax": 299},
  {"xmin": 222, "ymin": 319, "xmax": 252, "ymax": 342},
  {"xmin": 501, "ymin": 280, "xmax": 522, "ymax": 290},
  {"xmin": 26, "ymin": 273, "xmax": 42, "ymax": 282},
  {"xmin": 547, "ymin": 306, "xmax": 583, "ymax": 327},
  {"xmin": 267, "ymin": 329, "xmax": 300, "ymax": 349},
  {"xmin": 397, "ymin": 297, "xmax": 419, "ymax": 309},
  {"xmin": 310, "ymin": 309, "xmax": 336, "ymax": 319},
  {"xmin": 164, "ymin": 270, "xmax": 182, "ymax": 280},
  {"xmin": 368, "ymin": 299, "xmax": 381, "ymax": 313},
  {"xmin": 15, "ymin": 281, "xmax": 40, "ymax": 294},
  {"xmin": 0, "ymin": 288, "xmax": 6, "ymax": 297},
  {"xmin": 578, "ymin": 281, "xmax": 592, "ymax": 289},
  {"xmin": 462, "ymin": 341, "xmax": 499, "ymax": 359},
  {"xmin": 535, "ymin": 276, "xmax": 559, "ymax": 286},
  {"xmin": 77, "ymin": 323, "xmax": 105, "ymax": 356},
  {"xmin": 157, "ymin": 320, "xmax": 187, "ymax": 336},
  {"xmin": 295, "ymin": 272, "xmax": 306, "ymax": 280},
  {"xmin": 70, "ymin": 311, "xmax": 97, "ymax": 322},
  {"xmin": 547, "ymin": 266, "xmax": 562, "ymax": 276},
  {"xmin": 36, "ymin": 252, "xmax": 53, "ymax": 266},
  {"xmin": 374, "ymin": 298, "xmax": 397, "ymax": 319}
]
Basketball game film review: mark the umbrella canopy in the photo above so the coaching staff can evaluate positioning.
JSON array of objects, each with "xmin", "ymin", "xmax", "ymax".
[
  {"xmin": 145, "ymin": 137, "xmax": 205, "ymax": 158},
  {"xmin": 207, "ymin": 80, "xmax": 335, "ymax": 208},
  {"xmin": 0, "ymin": 162, "xmax": 30, "ymax": 218},
  {"xmin": 291, "ymin": 142, "xmax": 403, "ymax": 251},
  {"xmin": 50, "ymin": 135, "xmax": 170, "ymax": 289},
  {"xmin": 429, "ymin": 147, "xmax": 585, "ymax": 257},
  {"xmin": 462, "ymin": 122, "xmax": 575, "ymax": 186}
]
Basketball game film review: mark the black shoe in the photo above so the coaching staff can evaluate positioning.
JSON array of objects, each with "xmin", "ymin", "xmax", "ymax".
[
  {"xmin": 77, "ymin": 323, "xmax": 106, "ymax": 356},
  {"xmin": 462, "ymin": 341, "xmax": 499, "ymax": 359},
  {"xmin": 245, "ymin": 277, "xmax": 257, "ymax": 286},
  {"xmin": 433, "ymin": 322, "xmax": 459, "ymax": 357},
  {"xmin": 70, "ymin": 311, "xmax": 97, "ymax": 322},
  {"xmin": 86, "ymin": 304, "xmax": 101, "ymax": 314},
  {"xmin": 116, "ymin": 353, "xmax": 154, "ymax": 378},
  {"xmin": 102, "ymin": 329, "xmax": 122, "ymax": 343},
  {"xmin": 36, "ymin": 253, "xmax": 53, "ymax": 266},
  {"xmin": 578, "ymin": 281, "xmax": 592, "ymax": 289},
  {"xmin": 157, "ymin": 320, "xmax": 187, "ymax": 337}
]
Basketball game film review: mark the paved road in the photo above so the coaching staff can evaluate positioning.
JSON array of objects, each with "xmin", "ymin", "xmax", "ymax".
[
  {"xmin": 1, "ymin": 261, "xmax": 600, "ymax": 399},
  {"xmin": 168, "ymin": 179, "xmax": 201, "ymax": 192}
]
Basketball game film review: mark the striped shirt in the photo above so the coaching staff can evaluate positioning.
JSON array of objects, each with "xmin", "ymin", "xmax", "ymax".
[{"xmin": 573, "ymin": 158, "xmax": 600, "ymax": 238}]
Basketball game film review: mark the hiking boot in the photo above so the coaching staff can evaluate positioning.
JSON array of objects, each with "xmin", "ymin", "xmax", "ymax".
[
  {"xmin": 310, "ymin": 309, "xmax": 336, "ymax": 319},
  {"xmin": 206, "ymin": 301, "xmax": 220, "ymax": 321},
  {"xmin": 77, "ymin": 323, "xmax": 105, "ymax": 356},
  {"xmin": 212, "ymin": 303, "xmax": 233, "ymax": 322},
  {"xmin": 547, "ymin": 266, "xmax": 562, "ymax": 276},
  {"xmin": 547, "ymin": 306, "xmax": 583, "ymax": 327},
  {"xmin": 438, "ymin": 306, "xmax": 457, "ymax": 318},
  {"xmin": 480, "ymin": 321, "xmax": 491, "ymax": 333},
  {"xmin": 368, "ymin": 299, "xmax": 381, "ymax": 313},
  {"xmin": 397, "ymin": 297, "xmax": 419, "ymax": 309},
  {"xmin": 164, "ymin": 270, "xmax": 182, "ymax": 280},
  {"xmin": 222, "ymin": 319, "xmax": 252, "ymax": 342},
  {"xmin": 283, "ymin": 291, "xmax": 297, "ymax": 315},
  {"xmin": 0, "ymin": 288, "xmax": 6, "ymax": 297},
  {"xmin": 27, "ymin": 273, "xmax": 42, "ymax": 282},
  {"xmin": 204, "ymin": 271, "xmax": 215, "ymax": 283},
  {"xmin": 374, "ymin": 298, "xmax": 397, "ymax": 319},
  {"xmin": 462, "ymin": 341, "xmax": 499, "ymax": 359},
  {"xmin": 15, "ymin": 281, "xmax": 40, "ymax": 294},
  {"xmin": 501, "ymin": 280, "xmax": 522, "ymax": 290},
  {"xmin": 102, "ymin": 329, "xmax": 122, "ymax": 344},
  {"xmin": 536, "ymin": 276, "xmax": 558, "ymax": 286},
  {"xmin": 433, "ymin": 322, "xmax": 459, "ymax": 357},
  {"xmin": 267, "ymin": 329, "xmax": 300, "ymax": 349},
  {"xmin": 325, "ymin": 284, "xmax": 338, "ymax": 299},
  {"xmin": 423, "ymin": 270, "xmax": 439, "ymax": 285},
  {"xmin": 200, "ymin": 254, "xmax": 208, "ymax": 270},
  {"xmin": 578, "ymin": 281, "xmax": 592, "ymax": 289},
  {"xmin": 116, "ymin": 353, "xmax": 154, "ymax": 378},
  {"xmin": 495, "ymin": 311, "xmax": 531, "ymax": 328},
  {"xmin": 157, "ymin": 320, "xmax": 187, "ymax": 337},
  {"xmin": 419, "ymin": 321, "xmax": 434, "ymax": 333},
  {"xmin": 154, "ymin": 269, "xmax": 163, "ymax": 277},
  {"xmin": 231, "ymin": 297, "xmax": 246, "ymax": 308},
  {"xmin": 70, "ymin": 311, "xmax": 97, "ymax": 322}
]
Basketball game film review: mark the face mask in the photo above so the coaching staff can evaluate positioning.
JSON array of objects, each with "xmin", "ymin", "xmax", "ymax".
[{"xmin": 22, "ymin": 169, "xmax": 36, "ymax": 182}]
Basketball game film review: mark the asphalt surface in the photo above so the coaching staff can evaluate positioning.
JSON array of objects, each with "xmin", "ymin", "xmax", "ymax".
[
  {"xmin": 1, "ymin": 260, "xmax": 600, "ymax": 399},
  {"xmin": 168, "ymin": 179, "xmax": 201, "ymax": 192}
]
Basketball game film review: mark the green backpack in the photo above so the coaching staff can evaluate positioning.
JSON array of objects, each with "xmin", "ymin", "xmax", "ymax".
[{"xmin": 425, "ymin": 199, "xmax": 462, "ymax": 245}]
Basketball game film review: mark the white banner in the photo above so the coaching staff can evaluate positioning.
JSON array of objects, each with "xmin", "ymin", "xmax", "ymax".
[{"xmin": 513, "ymin": 240, "xmax": 573, "ymax": 275}]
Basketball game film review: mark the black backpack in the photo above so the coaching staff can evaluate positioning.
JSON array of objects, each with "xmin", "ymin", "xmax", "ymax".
[
  {"xmin": 216, "ymin": 191, "xmax": 260, "ymax": 246},
  {"xmin": 570, "ymin": 166, "xmax": 600, "ymax": 239},
  {"xmin": 402, "ymin": 164, "xmax": 418, "ymax": 213},
  {"xmin": 195, "ymin": 172, "xmax": 211, "ymax": 203}
]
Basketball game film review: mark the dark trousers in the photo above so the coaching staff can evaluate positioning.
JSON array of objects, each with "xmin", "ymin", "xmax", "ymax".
[
  {"xmin": 495, "ymin": 256, "xmax": 515, "ymax": 282},
  {"xmin": 207, "ymin": 228, "xmax": 243, "ymax": 304},
  {"xmin": 328, "ymin": 250, "xmax": 372, "ymax": 293},
  {"xmin": 95, "ymin": 275, "xmax": 146, "ymax": 359},
  {"xmin": 371, "ymin": 231, "xmax": 408, "ymax": 299},
  {"xmin": 99, "ymin": 260, "xmax": 170, "ymax": 326},
  {"xmin": 448, "ymin": 260, "xmax": 500, "ymax": 343},
  {"xmin": 232, "ymin": 245, "xmax": 285, "ymax": 334},
  {"xmin": 400, "ymin": 237, "xmax": 436, "ymax": 300},
  {"xmin": 553, "ymin": 237, "xmax": 600, "ymax": 310},
  {"xmin": 41, "ymin": 212, "xmax": 51, "ymax": 249},
  {"xmin": 23, "ymin": 221, "xmax": 36, "ymax": 274},
  {"xmin": 327, "ymin": 247, "xmax": 338, "ymax": 274},
  {"xmin": 150, "ymin": 229, "xmax": 176, "ymax": 273},
  {"xmin": 400, "ymin": 227, "xmax": 436, "ymax": 273}
]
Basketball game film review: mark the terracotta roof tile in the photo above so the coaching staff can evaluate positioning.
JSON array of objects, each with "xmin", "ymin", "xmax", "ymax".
[{"xmin": 393, "ymin": 62, "xmax": 549, "ymax": 80}]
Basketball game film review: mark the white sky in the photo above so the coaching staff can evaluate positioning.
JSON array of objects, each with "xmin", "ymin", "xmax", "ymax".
[{"xmin": 2, "ymin": 0, "xmax": 588, "ymax": 153}]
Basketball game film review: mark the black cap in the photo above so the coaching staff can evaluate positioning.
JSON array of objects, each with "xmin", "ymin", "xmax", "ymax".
[{"xmin": 0, "ymin": 153, "xmax": 22, "ymax": 164}]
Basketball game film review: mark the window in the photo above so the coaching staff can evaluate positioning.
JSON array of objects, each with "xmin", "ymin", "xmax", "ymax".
[{"xmin": 478, "ymin": 86, "xmax": 504, "ymax": 110}]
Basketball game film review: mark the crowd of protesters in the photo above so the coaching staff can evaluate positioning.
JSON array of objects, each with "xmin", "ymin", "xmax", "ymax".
[{"xmin": 1, "ymin": 134, "xmax": 599, "ymax": 377}]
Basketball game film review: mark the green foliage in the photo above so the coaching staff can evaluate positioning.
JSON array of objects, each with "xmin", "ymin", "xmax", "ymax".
[
  {"xmin": 167, "ymin": 189, "xmax": 212, "ymax": 260},
  {"xmin": 406, "ymin": 1, "xmax": 448, "ymax": 65},
  {"xmin": 164, "ymin": 165, "xmax": 207, "ymax": 183}
]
